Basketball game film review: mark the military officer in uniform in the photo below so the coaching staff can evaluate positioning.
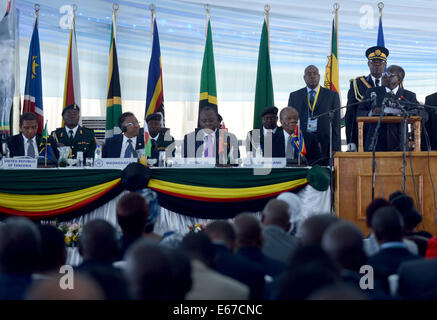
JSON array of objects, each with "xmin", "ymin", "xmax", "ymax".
[
  {"xmin": 345, "ymin": 45, "xmax": 389, "ymax": 151},
  {"xmin": 49, "ymin": 104, "xmax": 97, "ymax": 160},
  {"xmin": 146, "ymin": 113, "xmax": 175, "ymax": 159}
]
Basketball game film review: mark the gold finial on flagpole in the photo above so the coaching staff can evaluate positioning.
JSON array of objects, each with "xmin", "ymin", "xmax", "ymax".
[
  {"xmin": 333, "ymin": 2, "xmax": 340, "ymax": 13},
  {"xmin": 112, "ymin": 3, "xmax": 119, "ymax": 40},
  {"xmin": 150, "ymin": 3, "xmax": 155, "ymax": 37},
  {"xmin": 378, "ymin": 2, "xmax": 384, "ymax": 17},
  {"xmin": 34, "ymin": 4, "xmax": 40, "ymax": 19},
  {"xmin": 205, "ymin": 4, "xmax": 210, "ymax": 21},
  {"xmin": 112, "ymin": 2, "xmax": 119, "ymax": 12}
]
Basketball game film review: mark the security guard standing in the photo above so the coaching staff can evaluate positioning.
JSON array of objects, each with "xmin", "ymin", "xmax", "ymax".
[
  {"xmin": 345, "ymin": 45, "xmax": 389, "ymax": 151},
  {"xmin": 49, "ymin": 104, "xmax": 97, "ymax": 160}
]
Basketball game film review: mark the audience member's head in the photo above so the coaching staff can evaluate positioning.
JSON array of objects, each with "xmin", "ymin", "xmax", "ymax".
[
  {"xmin": 233, "ymin": 213, "xmax": 263, "ymax": 249},
  {"xmin": 322, "ymin": 221, "xmax": 366, "ymax": 272},
  {"xmin": 262, "ymin": 199, "xmax": 291, "ymax": 232},
  {"xmin": 277, "ymin": 192, "xmax": 302, "ymax": 233},
  {"xmin": 205, "ymin": 220, "xmax": 237, "ymax": 251},
  {"xmin": 365, "ymin": 198, "xmax": 391, "ymax": 229},
  {"xmin": 125, "ymin": 239, "xmax": 172, "ymax": 300},
  {"xmin": 307, "ymin": 283, "xmax": 368, "ymax": 300},
  {"xmin": 165, "ymin": 249, "xmax": 192, "ymax": 299},
  {"xmin": 38, "ymin": 224, "xmax": 67, "ymax": 273},
  {"xmin": 0, "ymin": 217, "xmax": 41, "ymax": 275},
  {"xmin": 297, "ymin": 214, "xmax": 339, "ymax": 247},
  {"xmin": 390, "ymin": 193, "xmax": 422, "ymax": 232},
  {"xmin": 79, "ymin": 219, "xmax": 118, "ymax": 264},
  {"xmin": 116, "ymin": 192, "xmax": 149, "ymax": 238},
  {"xmin": 180, "ymin": 232, "xmax": 216, "ymax": 267},
  {"xmin": 26, "ymin": 272, "xmax": 104, "ymax": 300},
  {"xmin": 371, "ymin": 206, "xmax": 404, "ymax": 244},
  {"xmin": 276, "ymin": 245, "xmax": 339, "ymax": 300}
]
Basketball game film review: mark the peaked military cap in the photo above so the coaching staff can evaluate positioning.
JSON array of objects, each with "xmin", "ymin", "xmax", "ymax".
[
  {"xmin": 366, "ymin": 46, "xmax": 389, "ymax": 61},
  {"xmin": 260, "ymin": 106, "xmax": 278, "ymax": 117},
  {"xmin": 146, "ymin": 113, "xmax": 162, "ymax": 122},
  {"xmin": 62, "ymin": 103, "xmax": 80, "ymax": 115}
]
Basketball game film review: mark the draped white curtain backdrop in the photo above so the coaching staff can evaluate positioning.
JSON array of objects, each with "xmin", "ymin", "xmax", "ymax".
[{"xmin": 15, "ymin": 0, "xmax": 437, "ymax": 140}]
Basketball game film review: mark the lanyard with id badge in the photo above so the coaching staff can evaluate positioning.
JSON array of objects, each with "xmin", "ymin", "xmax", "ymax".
[{"xmin": 307, "ymin": 86, "xmax": 321, "ymax": 133}]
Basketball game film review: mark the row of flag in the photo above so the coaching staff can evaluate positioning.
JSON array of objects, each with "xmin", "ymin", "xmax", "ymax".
[{"xmin": 22, "ymin": 6, "xmax": 386, "ymax": 160}]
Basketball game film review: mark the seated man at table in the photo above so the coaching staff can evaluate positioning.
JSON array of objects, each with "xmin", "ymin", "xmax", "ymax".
[
  {"xmin": 102, "ymin": 112, "xmax": 144, "ymax": 158},
  {"xmin": 146, "ymin": 113, "xmax": 175, "ymax": 159},
  {"xmin": 278, "ymin": 107, "xmax": 322, "ymax": 165},
  {"xmin": 49, "ymin": 104, "xmax": 96, "ymax": 159},
  {"xmin": 183, "ymin": 106, "xmax": 239, "ymax": 164},
  {"xmin": 246, "ymin": 106, "xmax": 283, "ymax": 158},
  {"xmin": 357, "ymin": 65, "xmax": 427, "ymax": 151},
  {"xmin": 7, "ymin": 112, "xmax": 42, "ymax": 158}
]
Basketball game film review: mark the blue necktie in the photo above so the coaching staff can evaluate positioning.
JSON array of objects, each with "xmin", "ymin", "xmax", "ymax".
[
  {"xmin": 309, "ymin": 90, "xmax": 315, "ymax": 106},
  {"xmin": 125, "ymin": 139, "xmax": 134, "ymax": 158}
]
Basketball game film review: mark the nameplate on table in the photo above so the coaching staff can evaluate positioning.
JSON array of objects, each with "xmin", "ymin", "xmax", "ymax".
[
  {"xmin": 172, "ymin": 157, "xmax": 216, "ymax": 168},
  {"xmin": 93, "ymin": 158, "xmax": 137, "ymax": 169},
  {"xmin": 0, "ymin": 157, "xmax": 38, "ymax": 169},
  {"xmin": 243, "ymin": 157, "xmax": 286, "ymax": 168}
]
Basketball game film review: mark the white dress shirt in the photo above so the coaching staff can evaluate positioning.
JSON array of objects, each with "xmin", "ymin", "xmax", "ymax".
[
  {"xmin": 65, "ymin": 125, "xmax": 79, "ymax": 139},
  {"xmin": 22, "ymin": 134, "xmax": 38, "ymax": 157},
  {"xmin": 120, "ymin": 135, "xmax": 137, "ymax": 158}
]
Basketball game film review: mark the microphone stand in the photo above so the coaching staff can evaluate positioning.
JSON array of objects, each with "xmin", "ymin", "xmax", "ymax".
[{"xmin": 369, "ymin": 101, "xmax": 385, "ymax": 201}]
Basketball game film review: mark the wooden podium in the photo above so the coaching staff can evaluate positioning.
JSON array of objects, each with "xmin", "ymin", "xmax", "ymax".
[
  {"xmin": 334, "ymin": 151, "xmax": 437, "ymax": 236},
  {"xmin": 357, "ymin": 116, "xmax": 422, "ymax": 152}
]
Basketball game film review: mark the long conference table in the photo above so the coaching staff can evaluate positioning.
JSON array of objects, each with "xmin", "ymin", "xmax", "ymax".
[{"xmin": 0, "ymin": 165, "xmax": 332, "ymax": 230}]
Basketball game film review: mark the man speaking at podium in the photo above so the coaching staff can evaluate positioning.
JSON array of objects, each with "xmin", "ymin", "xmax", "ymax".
[{"xmin": 357, "ymin": 65, "xmax": 425, "ymax": 151}]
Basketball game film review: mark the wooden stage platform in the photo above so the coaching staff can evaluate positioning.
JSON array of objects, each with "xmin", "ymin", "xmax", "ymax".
[{"xmin": 334, "ymin": 151, "xmax": 437, "ymax": 236}]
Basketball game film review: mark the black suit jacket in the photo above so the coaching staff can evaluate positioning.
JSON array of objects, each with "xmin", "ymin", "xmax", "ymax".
[
  {"xmin": 357, "ymin": 86, "xmax": 424, "ymax": 151},
  {"xmin": 246, "ymin": 126, "xmax": 283, "ymax": 158},
  {"xmin": 266, "ymin": 126, "xmax": 322, "ymax": 165},
  {"xmin": 398, "ymin": 258, "xmax": 437, "ymax": 299},
  {"xmin": 183, "ymin": 128, "xmax": 239, "ymax": 164},
  {"xmin": 7, "ymin": 134, "xmax": 42, "ymax": 157},
  {"xmin": 288, "ymin": 86, "xmax": 341, "ymax": 158},
  {"xmin": 424, "ymin": 92, "xmax": 437, "ymax": 150},
  {"xmin": 102, "ymin": 132, "xmax": 144, "ymax": 158},
  {"xmin": 150, "ymin": 128, "xmax": 175, "ymax": 159},
  {"xmin": 345, "ymin": 74, "xmax": 375, "ymax": 145}
]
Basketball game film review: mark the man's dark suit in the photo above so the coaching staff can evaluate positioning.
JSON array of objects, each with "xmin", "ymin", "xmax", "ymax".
[
  {"xmin": 150, "ymin": 128, "xmax": 175, "ymax": 159},
  {"xmin": 49, "ymin": 126, "xmax": 96, "ymax": 159},
  {"xmin": 357, "ymin": 86, "xmax": 422, "ymax": 151},
  {"xmin": 398, "ymin": 258, "xmax": 437, "ymax": 299},
  {"xmin": 246, "ymin": 127, "xmax": 283, "ymax": 157},
  {"xmin": 346, "ymin": 75, "xmax": 375, "ymax": 147},
  {"xmin": 7, "ymin": 134, "xmax": 42, "ymax": 157},
  {"xmin": 288, "ymin": 86, "xmax": 341, "ymax": 160},
  {"xmin": 367, "ymin": 246, "xmax": 421, "ymax": 294},
  {"xmin": 102, "ymin": 132, "xmax": 144, "ymax": 158},
  {"xmin": 424, "ymin": 92, "xmax": 437, "ymax": 150},
  {"xmin": 183, "ymin": 128, "xmax": 239, "ymax": 164}
]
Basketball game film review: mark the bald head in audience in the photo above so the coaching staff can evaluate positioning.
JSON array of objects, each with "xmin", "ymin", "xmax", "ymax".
[
  {"xmin": 262, "ymin": 199, "xmax": 291, "ymax": 232},
  {"xmin": 297, "ymin": 214, "xmax": 339, "ymax": 247},
  {"xmin": 322, "ymin": 221, "xmax": 366, "ymax": 272},
  {"xmin": 0, "ymin": 217, "xmax": 41, "ymax": 275},
  {"xmin": 234, "ymin": 213, "xmax": 263, "ymax": 249},
  {"xmin": 79, "ymin": 219, "xmax": 119, "ymax": 263},
  {"xmin": 124, "ymin": 239, "xmax": 172, "ymax": 300},
  {"xmin": 205, "ymin": 220, "xmax": 237, "ymax": 251},
  {"xmin": 26, "ymin": 273, "xmax": 104, "ymax": 300}
]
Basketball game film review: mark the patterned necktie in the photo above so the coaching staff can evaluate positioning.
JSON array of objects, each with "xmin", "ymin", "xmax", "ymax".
[
  {"xmin": 204, "ymin": 134, "xmax": 213, "ymax": 157},
  {"xmin": 125, "ymin": 139, "xmax": 134, "ymax": 158},
  {"xmin": 27, "ymin": 139, "xmax": 35, "ymax": 158},
  {"xmin": 375, "ymin": 79, "xmax": 380, "ymax": 87},
  {"xmin": 286, "ymin": 135, "xmax": 294, "ymax": 159},
  {"xmin": 69, "ymin": 130, "xmax": 74, "ymax": 141},
  {"xmin": 309, "ymin": 90, "xmax": 315, "ymax": 105}
]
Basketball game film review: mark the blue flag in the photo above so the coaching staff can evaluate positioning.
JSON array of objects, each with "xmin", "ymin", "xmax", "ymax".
[
  {"xmin": 377, "ymin": 16, "xmax": 385, "ymax": 47},
  {"xmin": 23, "ymin": 17, "xmax": 44, "ymax": 135}
]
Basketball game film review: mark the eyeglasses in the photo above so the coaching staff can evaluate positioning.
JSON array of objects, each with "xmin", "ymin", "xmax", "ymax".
[
  {"xmin": 125, "ymin": 121, "xmax": 139, "ymax": 127},
  {"xmin": 383, "ymin": 71, "xmax": 399, "ymax": 78}
]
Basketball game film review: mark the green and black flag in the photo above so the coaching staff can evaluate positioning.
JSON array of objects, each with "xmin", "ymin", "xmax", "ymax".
[
  {"xmin": 253, "ymin": 19, "xmax": 274, "ymax": 130},
  {"xmin": 199, "ymin": 19, "xmax": 218, "ymax": 116},
  {"xmin": 105, "ymin": 11, "xmax": 122, "ymax": 139}
]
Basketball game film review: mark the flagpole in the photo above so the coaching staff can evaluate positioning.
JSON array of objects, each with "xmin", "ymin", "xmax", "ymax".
[
  {"xmin": 297, "ymin": 119, "xmax": 301, "ymax": 166},
  {"xmin": 150, "ymin": 3, "xmax": 155, "ymax": 38},
  {"xmin": 44, "ymin": 120, "xmax": 48, "ymax": 167},
  {"xmin": 264, "ymin": 4, "xmax": 270, "ymax": 51},
  {"xmin": 333, "ymin": 3, "xmax": 339, "ymax": 88},
  {"xmin": 205, "ymin": 3, "xmax": 210, "ymax": 34},
  {"xmin": 113, "ymin": 3, "xmax": 119, "ymax": 41},
  {"xmin": 34, "ymin": 4, "xmax": 40, "ymax": 24},
  {"xmin": 378, "ymin": 2, "xmax": 384, "ymax": 18}
]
